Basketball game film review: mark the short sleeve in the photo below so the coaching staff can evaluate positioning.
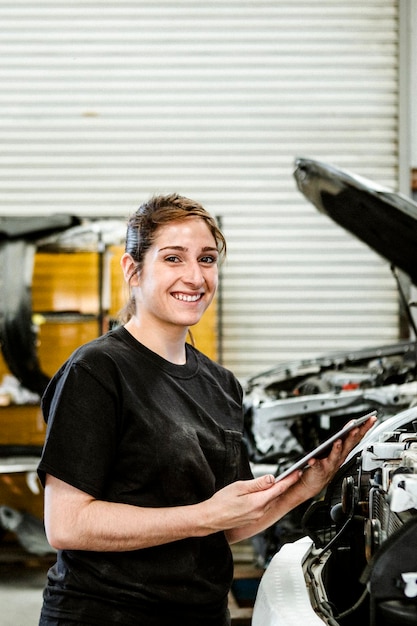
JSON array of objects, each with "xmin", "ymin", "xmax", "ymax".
[{"xmin": 37, "ymin": 360, "xmax": 119, "ymax": 498}]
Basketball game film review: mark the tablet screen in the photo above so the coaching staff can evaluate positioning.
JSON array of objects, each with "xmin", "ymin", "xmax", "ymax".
[{"xmin": 274, "ymin": 410, "xmax": 377, "ymax": 482}]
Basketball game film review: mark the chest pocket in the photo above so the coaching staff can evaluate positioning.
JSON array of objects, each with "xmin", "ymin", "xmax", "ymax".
[
  {"xmin": 194, "ymin": 426, "xmax": 244, "ymax": 493},
  {"xmin": 219, "ymin": 429, "xmax": 244, "ymax": 489}
]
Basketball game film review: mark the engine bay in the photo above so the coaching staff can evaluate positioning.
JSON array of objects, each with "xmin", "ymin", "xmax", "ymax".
[{"xmin": 302, "ymin": 415, "xmax": 417, "ymax": 625}]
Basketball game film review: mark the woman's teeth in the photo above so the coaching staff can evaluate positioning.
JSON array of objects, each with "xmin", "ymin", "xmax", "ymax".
[{"xmin": 173, "ymin": 293, "xmax": 201, "ymax": 302}]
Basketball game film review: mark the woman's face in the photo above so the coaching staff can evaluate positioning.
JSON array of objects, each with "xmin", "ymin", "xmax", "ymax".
[{"xmin": 130, "ymin": 217, "xmax": 219, "ymax": 331}]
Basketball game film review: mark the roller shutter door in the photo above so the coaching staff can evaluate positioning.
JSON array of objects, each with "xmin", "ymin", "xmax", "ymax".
[{"xmin": 0, "ymin": 1, "xmax": 402, "ymax": 377}]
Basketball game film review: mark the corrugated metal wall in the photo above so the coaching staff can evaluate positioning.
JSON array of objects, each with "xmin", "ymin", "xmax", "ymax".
[{"xmin": 0, "ymin": 1, "xmax": 402, "ymax": 377}]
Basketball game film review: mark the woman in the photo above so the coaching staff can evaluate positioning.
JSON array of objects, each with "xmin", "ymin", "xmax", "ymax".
[{"xmin": 37, "ymin": 193, "xmax": 375, "ymax": 626}]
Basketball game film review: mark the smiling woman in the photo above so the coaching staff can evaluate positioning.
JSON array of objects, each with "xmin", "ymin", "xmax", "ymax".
[
  {"xmin": 36, "ymin": 193, "xmax": 375, "ymax": 626},
  {"xmin": 118, "ymin": 195, "xmax": 225, "ymax": 364}
]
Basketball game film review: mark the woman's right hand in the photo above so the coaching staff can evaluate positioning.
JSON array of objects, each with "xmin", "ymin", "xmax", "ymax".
[{"xmin": 201, "ymin": 471, "xmax": 301, "ymax": 537}]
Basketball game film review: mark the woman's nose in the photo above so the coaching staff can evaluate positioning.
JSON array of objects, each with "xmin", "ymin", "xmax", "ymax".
[{"xmin": 184, "ymin": 261, "xmax": 204, "ymax": 286}]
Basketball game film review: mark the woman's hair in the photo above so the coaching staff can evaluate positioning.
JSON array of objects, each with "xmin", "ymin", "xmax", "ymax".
[{"xmin": 119, "ymin": 193, "xmax": 226, "ymax": 323}]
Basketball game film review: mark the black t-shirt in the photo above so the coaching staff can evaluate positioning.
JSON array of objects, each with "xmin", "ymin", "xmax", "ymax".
[{"xmin": 38, "ymin": 326, "xmax": 252, "ymax": 625}]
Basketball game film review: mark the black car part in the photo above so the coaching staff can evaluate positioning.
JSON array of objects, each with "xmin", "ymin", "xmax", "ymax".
[{"xmin": 0, "ymin": 215, "xmax": 81, "ymax": 396}]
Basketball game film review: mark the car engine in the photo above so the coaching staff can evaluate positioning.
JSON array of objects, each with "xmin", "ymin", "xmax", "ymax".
[
  {"xmin": 301, "ymin": 412, "xmax": 417, "ymax": 625},
  {"xmin": 243, "ymin": 341, "xmax": 417, "ymax": 468}
]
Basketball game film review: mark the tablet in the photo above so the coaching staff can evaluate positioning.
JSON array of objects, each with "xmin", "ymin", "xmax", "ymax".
[{"xmin": 274, "ymin": 410, "xmax": 377, "ymax": 482}]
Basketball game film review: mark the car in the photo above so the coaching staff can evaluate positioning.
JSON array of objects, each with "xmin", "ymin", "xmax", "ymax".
[
  {"xmin": 246, "ymin": 158, "xmax": 417, "ymax": 625},
  {"xmin": 252, "ymin": 405, "xmax": 417, "ymax": 626}
]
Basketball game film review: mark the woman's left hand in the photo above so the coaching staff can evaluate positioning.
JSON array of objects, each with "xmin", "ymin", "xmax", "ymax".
[{"xmin": 297, "ymin": 413, "xmax": 377, "ymax": 494}]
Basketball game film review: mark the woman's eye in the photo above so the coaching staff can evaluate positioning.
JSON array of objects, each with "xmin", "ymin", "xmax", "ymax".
[
  {"xmin": 165, "ymin": 255, "xmax": 181, "ymax": 263},
  {"xmin": 200, "ymin": 255, "xmax": 217, "ymax": 264}
]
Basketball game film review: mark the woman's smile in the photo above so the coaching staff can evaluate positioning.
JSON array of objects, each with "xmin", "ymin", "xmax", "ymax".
[{"xmin": 171, "ymin": 292, "xmax": 204, "ymax": 303}]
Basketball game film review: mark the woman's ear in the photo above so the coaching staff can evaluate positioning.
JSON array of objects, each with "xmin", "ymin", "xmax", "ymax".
[{"xmin": 120, "ymin": 253, "xmax": 140, "ymax": 286}]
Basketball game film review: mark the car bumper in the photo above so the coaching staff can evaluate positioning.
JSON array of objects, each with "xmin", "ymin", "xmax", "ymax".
[{"xmin": 252, "ymin": 536, "xmax": 325, "ymax": 626}]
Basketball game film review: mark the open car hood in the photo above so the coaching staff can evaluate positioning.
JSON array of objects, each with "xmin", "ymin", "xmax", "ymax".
[{"xmin": 293, "ymin": 157, "xmax": 417, "ymax": 285}]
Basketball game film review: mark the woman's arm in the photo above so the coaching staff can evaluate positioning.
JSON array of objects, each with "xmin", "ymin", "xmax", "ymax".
[
  {"xmin": 44, "ymin": 471, "xmax": 299, "ymax": 551},
  {"xmin": 44, "ymin": 414, "xmax": 376, "ymax": 551},
  {"xmin": 44, "ymin": 474, "xmax": 215, "ymax": 551}
]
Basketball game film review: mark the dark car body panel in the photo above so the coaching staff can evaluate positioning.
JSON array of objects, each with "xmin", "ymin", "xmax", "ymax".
[{"xmin": 293, "ymin": 157, "xmax": 417, "ymax": 284}]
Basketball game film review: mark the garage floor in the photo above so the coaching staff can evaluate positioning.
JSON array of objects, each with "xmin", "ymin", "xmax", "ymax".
[{"xmin": 0, "ymin": 549, "xmax": 51, "ymax": 626}]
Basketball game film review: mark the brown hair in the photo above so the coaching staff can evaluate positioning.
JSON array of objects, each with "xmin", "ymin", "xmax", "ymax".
[{"xmin": 119, "ymin": 193, "xmax": 226, "ymax": 323}]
